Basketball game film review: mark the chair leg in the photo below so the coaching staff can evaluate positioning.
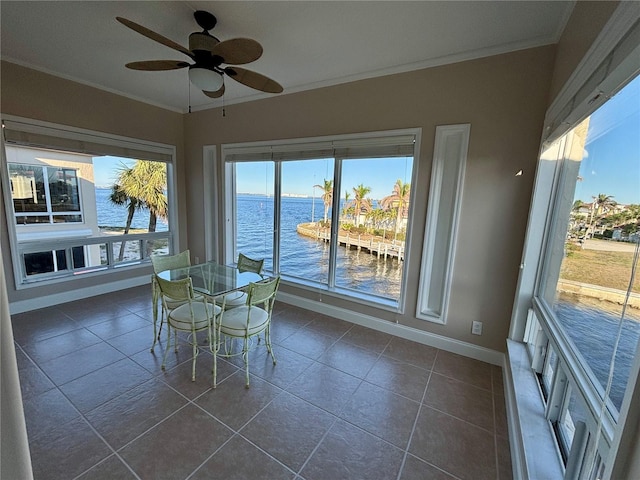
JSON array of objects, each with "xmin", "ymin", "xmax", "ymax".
[
  {"xmin": 243, "ymin": 336, "xmax": 250, "ymax": 388},
  {"xmin": 191, "ymin": 330, "xmax": 198, "ymax": 382},
  {"xmin": 211, "ymin": 328, "xmax": 217, "ymax": 389},
  {"xmin": 161, "ymin": 324, "xmax": 171, "ymax": 370},
  {"xmin": 265, "ymin": 325, "xmax": 277, "ymax": 365},
  {"xmin": 151, "ymin": 283, "xmax": 158, "ymax": 352}
]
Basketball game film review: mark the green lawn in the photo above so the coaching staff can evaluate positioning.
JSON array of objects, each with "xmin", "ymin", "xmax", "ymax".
[{"xmin": 560, "ymin": 245, "xmax": 640, "ymax": 293}]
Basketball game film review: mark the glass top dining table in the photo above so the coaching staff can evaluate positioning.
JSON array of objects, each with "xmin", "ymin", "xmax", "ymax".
[{"xmin": 156, "ymin": 261, "xmax": 265, "ymax": 300}]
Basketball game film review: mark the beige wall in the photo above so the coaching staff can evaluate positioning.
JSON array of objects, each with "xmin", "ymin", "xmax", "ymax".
[
  {"xmin": 184, "ymin": 46, "xmax": 556, "ymax": 352},
  {"xmin": 548, "ymin": 0, "xmax": 619, "ymax": 102},
  {"xmin": 0, "ymin": 61, "xmax": 186, "ymax": 303}
]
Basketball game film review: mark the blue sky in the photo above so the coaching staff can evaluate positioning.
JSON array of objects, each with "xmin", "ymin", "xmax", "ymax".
[
  {"xmin": 91, "ymin": 74, "xmax": 639, "ymax": 204},
  {"xmin": 236, "ymin": 156, "xmax": 413, "ymax": 200},
  {"xmin": 92, "ymin": 156, "xmax": 135, "ymax": 188},
  {"xmin": 575, "ymin": 74, "xmax": 640, "ymax": 206}
]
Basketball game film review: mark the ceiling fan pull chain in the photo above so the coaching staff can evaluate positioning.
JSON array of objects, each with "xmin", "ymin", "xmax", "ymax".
[
  {"xmin": 188, "ymin": 76, "xmax": 192, "ymax": 113},
  {"xmin": 222, "ymin": 93, "xmax": 226, "ymax": 117}
]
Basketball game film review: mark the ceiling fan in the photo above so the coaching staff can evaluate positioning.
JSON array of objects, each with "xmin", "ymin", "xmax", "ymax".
[{"xmin": 116, "ymin": 10, "xmax": 283, "ymax": 99}]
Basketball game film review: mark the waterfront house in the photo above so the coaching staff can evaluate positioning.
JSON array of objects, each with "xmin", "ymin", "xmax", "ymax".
[{"xmin": 2, "ymin": 2, "xmax": 639, "ymax": 479}]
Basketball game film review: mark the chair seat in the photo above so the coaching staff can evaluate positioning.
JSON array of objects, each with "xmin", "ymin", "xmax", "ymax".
[
  {"xmin": 168, "ymin": 302, "xmax": 221, "ymax": 331},
  {"xmin": 219, "ymin": 306, "xmax": 269, "ymax": 337},
  {"xmin": 222, "ymin": 291, "xmax": 247, "ymax": 308}
]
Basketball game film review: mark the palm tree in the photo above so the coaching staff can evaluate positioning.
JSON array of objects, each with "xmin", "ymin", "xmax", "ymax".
[
  {"xmin": 593, "ymin": 193, "xmax": 616, "ymax": 217},
  {"xmin": 116, "ymin": 161, "xmax": 167, "ymax": 232},
  {"xmin": 313, "ymin": 179, "xmax": 333, "ymax": 224},
  {"xmin": 380, "ymin": 179, "xmax": 411, "ymax": 239},
  {"xmin": 341, "ymin": 191, "xmax": 352, "ymax": 221},
  {"xmin": 109, "ymin": 182, "xmax": 142, "ymax": 260},
  {"xmin": 584, "ymin": 193, "xmax": 616, "ymax": 240},
  {"xmin": 349, "ymin": 184, "xmax": 372, "ymax": 227}
]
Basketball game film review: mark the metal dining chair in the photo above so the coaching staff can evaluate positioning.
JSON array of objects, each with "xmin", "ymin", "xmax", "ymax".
[
  {"xmin": 222, "ymin": 253, "xmax": 265, "ymax": 309},
  {"xmin": 155, "ymin": 275, "xmax": 220, "ymax": 381},
  {"xmin": 150, "ymin": 250, "xmax": 203, "ymax": 352},
  {"xmin": 213, "ymin": 276, "xmax": 280, "ymax": 388}
]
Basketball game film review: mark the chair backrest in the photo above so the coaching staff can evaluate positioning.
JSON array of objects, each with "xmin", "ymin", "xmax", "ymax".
[
  {"xmin": 246, "ymin": 277, "xmax": 280, "ymax": 310},
  {"xmin": 151, "ymin": 250, "xmax": 191, "ymax": 274},
  {"xmin": 155, "ymin": 275, "xmax": 194, "ymax": 303},
  {"xmin": 237, "ymin": 253, "xmax": 264, "ymax": 274}
]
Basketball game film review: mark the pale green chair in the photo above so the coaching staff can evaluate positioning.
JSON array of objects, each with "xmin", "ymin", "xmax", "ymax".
[
  {"xmin": 222, "ymin": 253, "xmax": 265, "ymax": 308},
  {"xmin": 155, "ymin": 275, "xmax": 220, "ymax": 381},
  {"xmin": 213, "ymin": 276, "xmax": 280, "ymax": 388},
  {"xmin": 150, "ymin": 250, "xmax": 203, "ymax": 352}
]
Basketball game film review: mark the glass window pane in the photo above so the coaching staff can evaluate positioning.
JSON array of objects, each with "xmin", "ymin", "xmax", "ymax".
[
  {"xmin": 559, "ymin": 386, "xmax": 588, "ymax": 453},
  {"xmin": 95, "ymin": 157, "xmax": 169, "ymax": 233},
  {"xmin": 48, "ymin": 167, "xmax": 80, "ymax": 212},
  {"xmin": 145, "ymin": 238, "xmax": 170, "ymax": 257},
  {"xmin": 542, "ymin": 347, "xmax": 558, "ymax": 398},
  {"xmin": 336, "ymin": 157, "xmax": 412, "ymax": 301},
  {"xmin": 71, "ymin": 246, "xmax": 85, "ymax": 268},
  {"xmin": 113, "ymin": 241, "xmax": 141, "ymax": 263},
  {"xmin": 543, "ymin": 74, "xmax": 640, "ymax": 413},
  {"xmin": 235, "ymin": 162, "xmax": 274, "ymax": 271},
  {"xmin": 55, "ymin": 249, "xmax": 68, "ymax": 270},
  {"xmin": 53, "ymin": 214, "xmax": 82, "ymax": 223},
  {"xmin": 280, "ymin": 159, "xmax": 333, "ymax": 284},
  {"xmin": 16, "ymin": 215, "xmax": 50, "ymax": 225},
  {"xmin": 24, "ymin": 251, "xmax": 54, "ymax": 275},
  {"xmin": 9, "ymin": 164, "xmax": 46, "ymax": 213}
]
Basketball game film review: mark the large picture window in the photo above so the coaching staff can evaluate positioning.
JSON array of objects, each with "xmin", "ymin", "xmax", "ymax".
[
  {"xmin": 539, "ymin": 74, "xmax": 640, "ymax": 417},
  {"xmin": 224, "ymin": 130, "xmax": 418, "ymax": 308},
  {"xmin": 519, "ymin": 71, "xmax": 640, "ymax": 475},
  {"xmin": 1, "ymin": 117, "xmax": 177, "ymax": 286}
]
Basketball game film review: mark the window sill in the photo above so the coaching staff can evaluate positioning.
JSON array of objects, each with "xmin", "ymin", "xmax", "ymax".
[{"xmin": 505, "ymin": 339, "xmax": 564, "ymax": 480}]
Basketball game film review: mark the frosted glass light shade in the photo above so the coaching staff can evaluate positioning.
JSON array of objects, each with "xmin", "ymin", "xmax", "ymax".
[{"xmin": 189, "ymin": 67, "xmax": 224, "ymax": 91}]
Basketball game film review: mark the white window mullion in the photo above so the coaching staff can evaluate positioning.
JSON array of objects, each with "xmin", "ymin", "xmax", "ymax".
[{"xmin": 273, "ymin": 161, "xmax": 282, "ymax": 275}]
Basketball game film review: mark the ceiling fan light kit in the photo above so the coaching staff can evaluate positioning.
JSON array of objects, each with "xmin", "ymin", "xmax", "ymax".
[
  {"xmin": 189, "ymin": 66, "xmax": 224, "ymax": 91},
  {"xmin": 116, "ymin": 10, "xmax": 282, "ymax": 101}
]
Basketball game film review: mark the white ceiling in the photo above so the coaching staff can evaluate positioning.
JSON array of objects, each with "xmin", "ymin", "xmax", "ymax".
[{"xmin": 1, "ymin": 1, "xmax": 574, "ymax": 113}]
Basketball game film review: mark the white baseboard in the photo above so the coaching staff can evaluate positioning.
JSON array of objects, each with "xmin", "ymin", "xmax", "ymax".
[
  {"xmin": 9, "ymin": 275, "xmax": 150, "ymax": 315},
  {"xmin": 277, "ymin": 291, "xmax": 504, "ymax": 366}
]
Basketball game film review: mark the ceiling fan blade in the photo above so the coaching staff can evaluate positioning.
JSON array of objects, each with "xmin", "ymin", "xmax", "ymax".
[
  {"xmin": 116, "ymin": 17, "xmax": 193, "ymax": 59},
  {"xmin": 125, "ymin": 60, "xmax": 190, "ymax": 71},
  {"xmin": 212, "ymin": 38, "xmax": 263, "ymax": 65},
  {"xmin": 225, "ymin": 67, "xmax": 283, "ymax": 94},
  {"xmin": 203, "ymin": 84, "xmax": 226, "ymax": 98}
]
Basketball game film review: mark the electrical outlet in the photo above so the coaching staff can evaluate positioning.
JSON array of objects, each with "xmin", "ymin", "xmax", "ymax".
[
  {"xmin": 195, "ymin": 256, "xmax": 200, "ymax": 264},
  {"xmin": 471, "ymin": 321, "xmax": 483, "ymax": 335}
]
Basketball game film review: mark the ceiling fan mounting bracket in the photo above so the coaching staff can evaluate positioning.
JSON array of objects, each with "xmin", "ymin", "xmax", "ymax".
[{"xmin": 194, "ymin": 10, "xmax": 217, "ymax": 32}]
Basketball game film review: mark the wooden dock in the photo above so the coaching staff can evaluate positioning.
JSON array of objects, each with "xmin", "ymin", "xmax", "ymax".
[{"xmin": 297, "ymin": 223, "xmax": 404, "ymax": 260}]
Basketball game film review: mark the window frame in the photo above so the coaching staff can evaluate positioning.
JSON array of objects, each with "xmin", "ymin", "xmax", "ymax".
[
  {"xmin": 9, "ymin": 162, "xmax": 84, "ymax": 225},
  {"xmin": 507, "ymin": 3, "xmax": 640, "ymax": 477},
  {"xmin": 221, "ymin": 128, "xmax": 421, "ymax": 312},
  {"xmin": 1, "ymin": 115, "xmax": 179, "ymax": 289}
]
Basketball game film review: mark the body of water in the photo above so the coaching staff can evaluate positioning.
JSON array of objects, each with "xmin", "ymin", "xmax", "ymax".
[
  {"xmin": 554, "ymin": 298, "xmax": 640, "ymax": 411},
  {"xmin": 235, "ymin": 195, "xmax": 403, "ymax": 300},
  {"xmin": 95, "ymin": 188, "xmax": 168, "ymax": 231}
]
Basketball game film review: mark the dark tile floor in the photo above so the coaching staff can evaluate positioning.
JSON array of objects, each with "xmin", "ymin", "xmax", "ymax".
[{"xmin": 12, "ymin": 285, "xmax": 512, "ymax": 480}]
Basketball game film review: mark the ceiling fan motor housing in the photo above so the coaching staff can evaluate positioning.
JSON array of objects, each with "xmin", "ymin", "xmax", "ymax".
[{"xmin": 189, "ymin": 32, "xmax": 219, "ymax": 53}]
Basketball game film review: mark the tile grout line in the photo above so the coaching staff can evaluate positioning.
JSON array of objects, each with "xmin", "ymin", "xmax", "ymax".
[{"xmin": 395, "ymin": 349, "xmax": 436, "ymax": 480}]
